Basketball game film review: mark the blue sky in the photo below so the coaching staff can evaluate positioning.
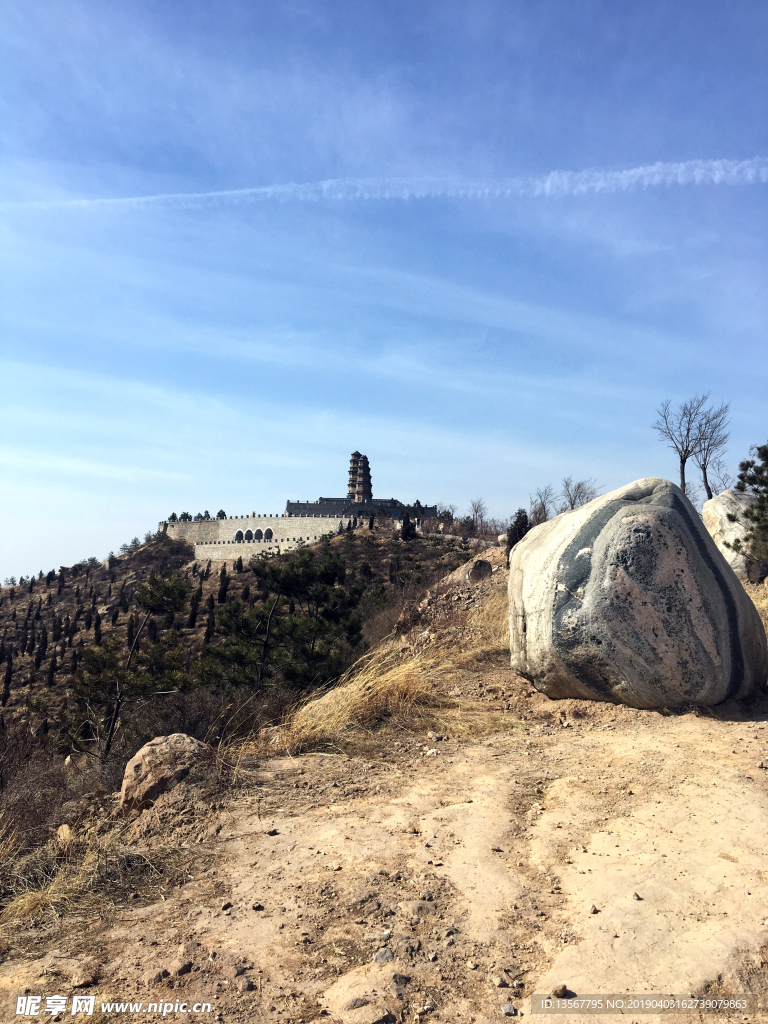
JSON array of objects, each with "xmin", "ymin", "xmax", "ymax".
[{"xmin": 1, "ymin": 0, "xmax": 766, "ymax": 578}]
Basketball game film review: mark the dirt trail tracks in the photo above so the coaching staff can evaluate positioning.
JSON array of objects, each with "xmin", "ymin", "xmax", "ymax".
[{"xmin": 1, "ymin": 558, "xmax": 767, "ymax": 1024}]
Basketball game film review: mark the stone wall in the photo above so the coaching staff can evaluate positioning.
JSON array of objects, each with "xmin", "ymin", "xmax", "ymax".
[{"xmin": 160, "ymin": 513, "xmax": 348, "ymax": 560}]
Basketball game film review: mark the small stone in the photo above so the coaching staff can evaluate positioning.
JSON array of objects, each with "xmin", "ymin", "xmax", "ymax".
[
  {"xmin": 590, "ymin": 905, "xmax": 598, "ymax": 914},
  {"xmin": 221, "ymin": 901, "xmax": 233, "ymax": 911},
  {"xmin": 169, "ymin": 960, "xmax": 192, "ymax": 977},
  {"xmin": 265, "ymin": 828, "xmax": 279, "ymax": 836},
  {"xmin": 344, "ymin": 998, "xmax": 369, "ymax": 1010},
  {"xmin": 391, "ymin": 973, "xmax": 411, "ymax": 986},
  {"xmin": 251, "ymin": 902, "xmax": 265, "ymax": 911},
  {"xmin": 235, "ymin": 976, "xmax": 254, "ymax": 992},
  {"xmin": 491, "ymin": 846, "xmax": 504, "ymax": 853},
  {"xmin": 374, "ymin": 948, "xmax": 394, "ymax": 963},
  {"xmin": 468, "ymin": 960, "xmax": 478, "ymax": 970},
  {"xmin": 491, "ymin": 974, "xmax": 509, "ymax": 988},
  {"xmin": 57, "ymin": 823, "xmax": 72, "ymax": 843},
  {"xmin": 632, "ymin": 892, "xmax": 642, "ymax": 901},
  {"xmin": 71, "ymin": 969, "xmax": 96, "ymax": 988},
  {"xmin": 552, "ymin": 984, "xmax": 568, "ymax": 998},
  {"xmin": 428, "ymin": 952, "xmax": 438, "ymax": 962},
  {"xmin": 142, "ymin": 969, "xmax": 168, "ymax": 987},
  {"xmin": 501, "ymin": 1004, "xmax": 517, "ymax": 1017}
]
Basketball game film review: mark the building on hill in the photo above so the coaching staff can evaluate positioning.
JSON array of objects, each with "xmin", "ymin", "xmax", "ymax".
[{"xmin": 160, "ymin": 452, "xmax": 437, "ymax": 560}]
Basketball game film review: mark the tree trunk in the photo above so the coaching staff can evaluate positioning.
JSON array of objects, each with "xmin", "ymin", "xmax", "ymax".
[
  {"xmin": 680, "ymin": 457, "xmax": 687, "ymax": 493},
  {"xmin": 701, "ymin": 465, "xmax": 713, "ymax": 500}
]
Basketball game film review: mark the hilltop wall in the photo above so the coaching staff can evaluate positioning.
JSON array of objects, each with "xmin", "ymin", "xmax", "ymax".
[{"xmin": 160, "ymin": 513, "xmax": 349, "ymax": 560}]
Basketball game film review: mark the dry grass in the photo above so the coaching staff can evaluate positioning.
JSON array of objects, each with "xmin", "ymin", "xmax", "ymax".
[
  {"xmin": 466, "ymin": 587, "xmax": 509, "ymax": 651},
  {"xmin": 270, "ymin": 582, "xmax": 516, "ymax": 754},
  {"xmin": 746, "ymin": 581, "xmax": 768, "ymax": 636},
  {"xmin": 0, "ymin": 823, "xmax": 196, "ymax": 925}
]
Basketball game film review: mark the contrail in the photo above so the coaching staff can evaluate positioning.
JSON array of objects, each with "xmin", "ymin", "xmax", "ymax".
[{"xmin": 4, "ymin": 157, "xmax": 767, "ymax": 211}]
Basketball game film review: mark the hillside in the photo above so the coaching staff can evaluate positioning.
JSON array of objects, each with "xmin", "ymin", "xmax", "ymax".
[
  {"xmin": 0, "ymin": 525, "xmax": 474, "ymax": 845},
  {"xmin": 0, "ymin": 534, "xmax": 767, "ymax": 1022}
]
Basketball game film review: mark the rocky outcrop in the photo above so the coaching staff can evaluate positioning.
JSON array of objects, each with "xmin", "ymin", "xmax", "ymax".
[
  {"xmin": 464, "ymin": 560, "xmax": 492, "ymax": 583},
  {"xmin": 120, "ymin": 733, "xmax": 209, "ymax": 811},
  {"xmin": 702, "ymin": 489, "xmax": 767, "ymax": 583},
  {"xmin": 508, "ymin": 478, "xmax": 767, "ymax": 708}
]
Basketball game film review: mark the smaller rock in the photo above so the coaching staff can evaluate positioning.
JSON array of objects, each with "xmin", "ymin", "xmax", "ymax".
[
  {"xmin": 590, "ymin": 905, "xmax": 599, "ymax": 914},
  {"xmin": 428, "ymin": 952, "xmax": 438, "ymax": 962},
  {"xmin": 251, "ymin": 902, "xmax": 265, "ymax": 911},
  {"xmin": 552, "ymin": 984, "xmax": 568, "ymax": 998},
  {"xmin": 71, "ymin": 968, "xmax": 96, "ymax": 988},
  {"xmin": 57, "ymin": 823, "xmax": 72, "ymax": 844},
  {"xmin": 234, "ymin": 976, "xmax": 253, "ymax": 992},
  {"xmin": 143, "ymin": 969, "xmax": 168, "ymax": 987},
  {"xmin": 221, "ymin": 901, "xmax": 233, "ymax": 911},
  {"xmin": 120, "ymin": 733, "xmax": 208, "ymax": 811},
  {"xmin": 467, "ymin": 960, "xmax": 478, "ymax": 970},
  {"xmin": 501, "ymin": 1004, "xmax": 517, "ymax": 1017},
  {"xmin": 265, "ymin": 828, "xmax": 279, "ymax": 836},
  {"xmin": 632, "ymin": 892, "xmax": 642, "ymax": 901},
  {"xmin": 491, "ymin": 974, "xmax": 509, "ymax": 988},
  {"xmin": 391, "ymin": 973, "xmax": 411, "ymax": 986},
  {"xmin": 465, "ymin": 559, "xmax": 492, "ymax": 583},
  {"xmin": 344, "ymin": 997, "xmax": 370, "ymax": 1010},
  {"xmin": 374, "ymin": 948, "xmax": 394, "ymax": 963},
  {"xmin": 169, "ymin": 960, "xmax": 192, "ymax": 977}
]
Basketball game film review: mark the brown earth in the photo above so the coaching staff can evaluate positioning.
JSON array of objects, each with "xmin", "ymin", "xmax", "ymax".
[{"xmin": 1, "ymin": 553, "xmax": 767, "ymax": 1024}]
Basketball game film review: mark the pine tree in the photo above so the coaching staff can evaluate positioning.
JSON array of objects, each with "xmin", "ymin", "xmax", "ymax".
[
  {"xmin": 46, "ymin": 653, "xmax": 57, "ymax": 686},
  {"xmin": 506, "ymin": 509, "xmax": 530, "ymax": 559},
  {"xmin": 732, "ymin": 442, "xmax": 768, "ymax": 567},
  {"xmin": 204, "ymin": 607, "xmax": 215, "ymax": 644},
  {"xmin": 235, "ymin": 555, "xmax": 243, "ymax": 573},
  {"xmin": 126, "ymin": 614, "xmax": 135, "ymax": 650},
  {"xmin": 111, "ymin": 607, "xmax": 119, "ymax": 626},
  {"xmin": 2, "ymin": 653, "xmax": 11, "ymax": 706},
  {"xmin": 94, "ymin": 612, "xmax": 102, "ymax": 646},
  {"xmin": 217, "ymin": 565, "xmax": 230, "ymax": 605},
  {"xmin": 26, "ymin": 625, "xmax": 35, "ymax": 657},
  {"xmin": 38, "ymin": 624, "xmax": 48, "ymax": 660},
  {"xmin": 84, "ymin": 608, "xmax": 92, "ymax": 630}
]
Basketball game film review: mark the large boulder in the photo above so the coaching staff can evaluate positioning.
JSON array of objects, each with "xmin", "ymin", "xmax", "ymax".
[
  {"xmin": 508, "ymin": 478, "xmax": 767, "ymax": 708},
  {"xmin": 702, "ymin": 489, "xmax": 767, "ymax": 583},
  {"xmin": 120, "ymin": 733, "xmax": 209, "ymax": 811}
]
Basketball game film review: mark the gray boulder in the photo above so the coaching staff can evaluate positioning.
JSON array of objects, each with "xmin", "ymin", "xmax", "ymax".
[
  {"xmin": 465, "ymin": 559, "xmax": 492, "ymax": 583},
  {"xmin": 702, "ymin": 489, "xmax": 767, "ymax": 583},
  {"xmin": 508, "ymin": 478, "xmax": 767, "ymax": 708}
]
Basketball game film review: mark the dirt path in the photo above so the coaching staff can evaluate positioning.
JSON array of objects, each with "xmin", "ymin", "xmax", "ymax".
[{"xmin": 4, "ymin": 687, "xmax": 766, "ymax": 1024}]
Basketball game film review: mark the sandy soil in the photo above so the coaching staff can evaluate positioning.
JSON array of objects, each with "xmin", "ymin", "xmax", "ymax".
[{"xmin": 2, "ymin": 561, "xmax": 767, "ymax": 1024}]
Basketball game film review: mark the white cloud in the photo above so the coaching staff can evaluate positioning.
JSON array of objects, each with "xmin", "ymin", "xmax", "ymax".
[{"xmin": 5, "ymin": 158, "xmax": 767, "ymax": 211}]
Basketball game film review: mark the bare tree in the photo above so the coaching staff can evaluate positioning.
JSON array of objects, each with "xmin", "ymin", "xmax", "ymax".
[
  {"xmin": 709, "ymin": 457, "xmax": 734, "ymax": 494},
  {"xmin": 560, "ymin": 476, "xmax": 599, "ymax": 511},
  {"xmin": 469, "ymin": 498, "xmax": 488, "ymax": 532},
  {"xmin": 653, "ymin": 394, "xmax": 710, "ymax": 493},
  {"xmin": 529, "ymin": 485, "xmax": 556, "ymax": 526},
  {"xmin": 693, "ymin": 401, "xmax": 730, "ymax": 500}
]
